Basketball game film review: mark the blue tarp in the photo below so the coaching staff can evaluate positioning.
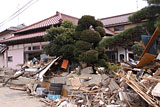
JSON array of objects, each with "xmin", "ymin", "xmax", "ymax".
[{"xmin": 141, "ymin": 35, "xmax": 158, "ymax": 55}]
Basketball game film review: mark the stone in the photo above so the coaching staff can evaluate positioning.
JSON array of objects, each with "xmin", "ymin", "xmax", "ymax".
[
  {"xmin": 101, "ymin": 74, "xmax": 109, "ymax": 81},
  {"xmin": 106, "ymin": 105, "xmax": 121, "ymax": 107},
  {"xmin": 49, "ymin": 77, "xmax": 66, "ymax": 84},
  {"xmin": 70, "ymin": 77, "xmax": 81, "ymax": 87},
  {"xmin": 81, "ymin": 67, "xmax": 93, "ymax": 74},
  {"xmin": 88, "ymin": 74, "xmax": 102, "ymax": 85},
  {"xmin": 66, "ymin": 78, "xmax": 71, "ymax": 86}
]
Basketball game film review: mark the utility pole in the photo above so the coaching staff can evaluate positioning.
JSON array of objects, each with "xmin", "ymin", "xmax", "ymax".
[{"xmin": 136, "ymin": 0, "xmax": 139, "ymax": 10}]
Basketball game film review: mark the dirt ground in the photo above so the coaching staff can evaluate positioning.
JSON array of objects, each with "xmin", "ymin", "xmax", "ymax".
[{"xmin": 0, "ymin": 86, "xmax": 46, "ymax": 107}]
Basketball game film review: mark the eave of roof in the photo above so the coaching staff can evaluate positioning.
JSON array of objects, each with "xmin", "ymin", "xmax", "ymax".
[{"xmin": 0, "ymin": 31, "xmax": 46, "ymax": 44}]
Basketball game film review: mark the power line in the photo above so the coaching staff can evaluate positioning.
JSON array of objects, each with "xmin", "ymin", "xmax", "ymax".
[{"xmin": 0, "ymin": 0, "xmax": 39, "ymax": 27}]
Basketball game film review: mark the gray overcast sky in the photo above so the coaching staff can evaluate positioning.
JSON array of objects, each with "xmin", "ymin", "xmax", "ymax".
[{"xmin": 0, "ymin": 0, "xmax": 148, "ymax": 31}]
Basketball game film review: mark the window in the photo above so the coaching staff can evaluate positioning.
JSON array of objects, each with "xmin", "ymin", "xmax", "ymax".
[
  {"xmin": 8, "ymin": 56, "xmax": 13, "ymax": 62},
  {"xmin": 33, "ymin": 46, "xmax": 40, "ymax": 50},
  {"xmin": 114, "ymin": 26, "xmax": 124, "ymax": 31},
  {"xmin": 25, "ymin": 47, "xmax": 31, "ymax": 51}
]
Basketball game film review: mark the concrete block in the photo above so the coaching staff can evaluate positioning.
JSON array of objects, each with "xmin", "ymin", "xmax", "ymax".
[
  {"xmin": 49, "ymin": 77, "xmax": 66, "ymax": 84},
  {"xmin": 88, "ymin": 74, "xmax": 102, "ymax": 85},
  {"xmin": 101, "ymin": 74, "xmax": 109, "ymax": 81},
  {"xmin": 106, "ymin": 105, "xmax": 121, "ymax": 107},
  {"xmin": 81, "ymin": 67, "xmax": 93, "ymax": 74},
  {"xmin": 66, "ymin": 78, "xmax": 71, "ymax": 86}
]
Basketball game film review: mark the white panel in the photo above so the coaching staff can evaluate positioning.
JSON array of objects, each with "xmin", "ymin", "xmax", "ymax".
[
  {"xmin": 12, "ymin": 45, "xmax": 18, "ymax": 50},
  {"xmin": 8, "ymin": 46, "xmax": 12, "ymax": 50},
  {"xmin": 24, "ymin": 43, "xmax": 32, "ymax": 47},
  {"xmin": 18, "ymin": 44, "xmax": 24, "ymax": 49},
  {"xmin": 32, "ymin": 42, "xmax": 40, "ymax": 46}
]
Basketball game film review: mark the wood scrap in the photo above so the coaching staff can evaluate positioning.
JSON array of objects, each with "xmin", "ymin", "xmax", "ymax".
[
  {"xmin": 40, "ymin": 98, "xmax": 53, "ymax": 106},
  {"xmin": 115, "ymin": 72, "xmax": 159, "ymax": 107},
  {"xmin": 9, "ymin": 86, "xmax": 26, "ymax": 91},
  {"xmin": 142, "ymin": 77, "xmax": 160, "ymax": 82}
]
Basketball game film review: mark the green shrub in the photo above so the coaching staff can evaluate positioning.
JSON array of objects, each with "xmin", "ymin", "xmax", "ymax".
[
  {"xmin": 75, "ymin": 40, "xmax": 92, "ymax": 50},
  {"xmin": 61, "ymin": 20, "xmax": 75, "ymax": 28},
  {"xmin": 95, "ymin": 46, "xmax": 105, "ymax": 55},
  {"xmin": 80, "ymin": 30, "xmax": 101, "ymax": 44},
  {"xmin": 80, "ymin": 50, "xmax": 99, "ymax": 64},
  {"xmin": 108, "ymin": 62, "xmax": 120, "ymax": 71},
  {"xmin": 59, "ymin": 44, "xmax": 75, "ymax": 58},
  {"xmin": 131, "ymin": 44, "xmax": 144, "ymax": 60},
  {"xmin": 78, "ymin": 15, "xmax": 96, "ymax": 30},
  {"xmin": 96, "ymin": 59, "xmax": 108, "ymax": 68},
  {"xmin": 95, "ymin": 26, "xmax": 105, "ymax": 37}
]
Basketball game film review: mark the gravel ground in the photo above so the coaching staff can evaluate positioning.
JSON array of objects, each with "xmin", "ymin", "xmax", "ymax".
[{"xmin": 0, "ymin": 86, "xmax": 46, "ymax": 107}]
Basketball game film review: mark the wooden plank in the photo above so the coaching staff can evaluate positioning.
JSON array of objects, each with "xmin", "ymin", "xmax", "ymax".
[
  {"xmin": 9, "ymin": 86, "xmax": 26, "ymax": 91},
  {"xmin": 142, "ymin": 77, "xmax": 160, "ymax": 82},
  {"xmin": 114, "ymin": 72, "xmax": 159, "ymax": 106},
  {"xmin": 136, "ymin": 53, "xmax": 156, "ymax": 68},
  {"xmin": 153, "ymin": 68, "xmax": 160, "ymax": 77}
]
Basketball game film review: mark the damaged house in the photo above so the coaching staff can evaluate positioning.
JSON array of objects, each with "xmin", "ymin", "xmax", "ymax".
[
  {"xmin": 0, "ymin": 12, "xmax": 79, "ymax": 69},
  {"xmin": 0, "ymin": 12, "xmax": 146, "ymax": 69},
  {"xmin": 100, "ymin": 13, "xmax": 145, "ymax": 63},
  {"xmin": 0, "ymin": 24, "xmax": 25, "ymax": 68}
]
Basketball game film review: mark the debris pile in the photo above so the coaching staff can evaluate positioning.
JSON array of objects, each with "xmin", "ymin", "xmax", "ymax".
[{"xmin": 1, "ymin": 49, "xmax": 160, "ymax": 107}]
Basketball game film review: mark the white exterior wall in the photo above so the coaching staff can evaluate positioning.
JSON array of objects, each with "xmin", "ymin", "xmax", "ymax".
[
  {"xmin": 0, "ymin": 34, "xmax": 13, "ymax": 40},
  {"xmin": 117, "ymin": 47, "xmax": 128, "ymax": 62},
  {"xmin": 4, "ymin": 41, "xmax": 49, "ymax": 69},
  {"xmin": 7, "ymin": 45, "xmax": 24, "ymax": 70}
]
